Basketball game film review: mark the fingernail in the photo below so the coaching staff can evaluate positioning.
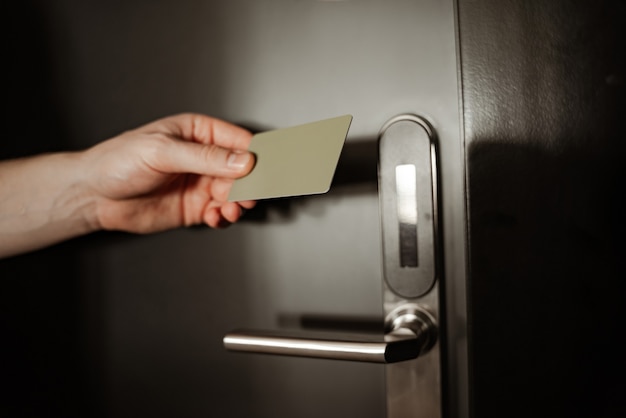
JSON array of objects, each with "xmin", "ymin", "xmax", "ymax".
[{"xmin": 227, "ymin": 152, "xmax": 251, "ymax": 171}]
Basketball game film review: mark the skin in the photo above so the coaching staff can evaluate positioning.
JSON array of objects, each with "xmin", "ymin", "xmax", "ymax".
[{"xmin": 0, "ymin": 113, "xmax": 256, "ymax": 258}]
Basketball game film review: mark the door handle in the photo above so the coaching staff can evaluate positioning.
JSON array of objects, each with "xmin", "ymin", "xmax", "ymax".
[
  {"xmin": 222, "ymin": 114, "xmax": 441, "ymax": 416},
  {"xmin": 223, "ymin": 304, "xmax": 436, "ymax": 363}
]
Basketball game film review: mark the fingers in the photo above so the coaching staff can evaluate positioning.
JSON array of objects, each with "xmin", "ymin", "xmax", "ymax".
[
  {"xmin": 205, "ymin": 179, "xmax": 256, "ymax": 227},
  {"xmin": 204, "ymin": 202, "xmax": 249, "ymax": 229},
  {"xmin": 140, "ymin": 113, "xmax": 256, "ymax": 179},
  {"xmin": 120, "ymin": 113, "xmax": 258, "ymax": 230},
  {"xmin": 149, "ymin": 139, "xmax": 256, "ymax": 179},
  {"xmin": 209, "ymin": 177, "xmax": 257, "ymax": 206},
  {"xmin": 192, "ymin": 115, "xmax": 253, "ymax": 150},
  {"xmin": 238, "ymin": 200, "xmax": 257, "ymax": 209},
  {"xmin": 147, "ymin": 113, "xmax": 253, "ymax": 150}
]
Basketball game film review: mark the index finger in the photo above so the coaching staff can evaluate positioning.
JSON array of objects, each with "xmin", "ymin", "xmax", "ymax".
[{"xmin": 145, "ymin": 113, "xmax": 253, "ymax": 151}]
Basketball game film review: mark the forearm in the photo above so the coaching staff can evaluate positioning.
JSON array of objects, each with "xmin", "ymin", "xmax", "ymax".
[{"xmin": 0, "ymin": 152, "xmax": 100, "ymax": 258}]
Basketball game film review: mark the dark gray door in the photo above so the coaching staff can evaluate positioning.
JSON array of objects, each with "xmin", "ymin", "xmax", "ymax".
[
  {"xmin": 457, "ymin": 1, "xmax": 626, "ymax": 417},
  {"xmin": 2, "ymin": 1, "xmax": 468, "ymax": 417}
]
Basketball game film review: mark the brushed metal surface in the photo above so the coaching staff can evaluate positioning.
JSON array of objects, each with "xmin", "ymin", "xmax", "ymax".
[
  {"xmin": 379, "ymin": 116, "xmax": 438, "ymax": 299},
  {"xmin": 379, "ymin": 116, "xmax": 442, "ymax": 418}
]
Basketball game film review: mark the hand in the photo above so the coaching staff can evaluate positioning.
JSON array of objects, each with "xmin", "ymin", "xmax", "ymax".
[{"xmin": 83, "ymin": 113, "xmax": 256, "ymax": 233}]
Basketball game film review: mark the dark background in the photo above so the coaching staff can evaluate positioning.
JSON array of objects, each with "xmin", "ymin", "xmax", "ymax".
[{"xmin": 2, "ymin": 2, "xmax": 96, "ymax": 417}]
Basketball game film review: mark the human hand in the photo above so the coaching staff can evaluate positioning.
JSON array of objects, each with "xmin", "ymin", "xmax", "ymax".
[{"xmin": 83, "ymin": 113, "xmax": 256, "ymax": 233}]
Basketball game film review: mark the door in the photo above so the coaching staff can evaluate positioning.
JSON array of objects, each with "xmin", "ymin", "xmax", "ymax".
[
  {"xmin": 2, "ymin": 1, "xmax": 468, "ymax": 417},
  {"xmin": 457, "ymin": 1, "xmax": 626, "ymax": 417}
]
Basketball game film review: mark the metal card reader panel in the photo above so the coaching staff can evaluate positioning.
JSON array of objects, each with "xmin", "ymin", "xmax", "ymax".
[{"xmin": 379, "ymin": 115, "xmax": 439, "ymax": 299}]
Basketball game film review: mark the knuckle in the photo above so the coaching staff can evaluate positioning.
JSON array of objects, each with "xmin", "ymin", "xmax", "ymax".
[{"xmin": 201, "ymin": 144, "xmax": 227, "ymax": 165}]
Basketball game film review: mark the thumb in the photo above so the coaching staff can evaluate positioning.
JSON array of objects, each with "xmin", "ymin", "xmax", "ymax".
[{"xmin": 153, "ymin": 140, "xmax": 255, "ymax": 178}]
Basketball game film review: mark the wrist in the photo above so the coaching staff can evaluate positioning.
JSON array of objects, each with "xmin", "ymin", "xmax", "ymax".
[
  {"xmin": 0, "ymin": 151, "xmax": 101, "ymax": 258},
  {"xmin": 70, "ymin": 150, "xmax": 102, "ymax": 234}
]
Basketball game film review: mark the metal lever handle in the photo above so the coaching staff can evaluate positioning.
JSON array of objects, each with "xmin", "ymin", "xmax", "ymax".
[{"xmin": 223, "ymin": 305, "xmax": 436, "ymax": 364}]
